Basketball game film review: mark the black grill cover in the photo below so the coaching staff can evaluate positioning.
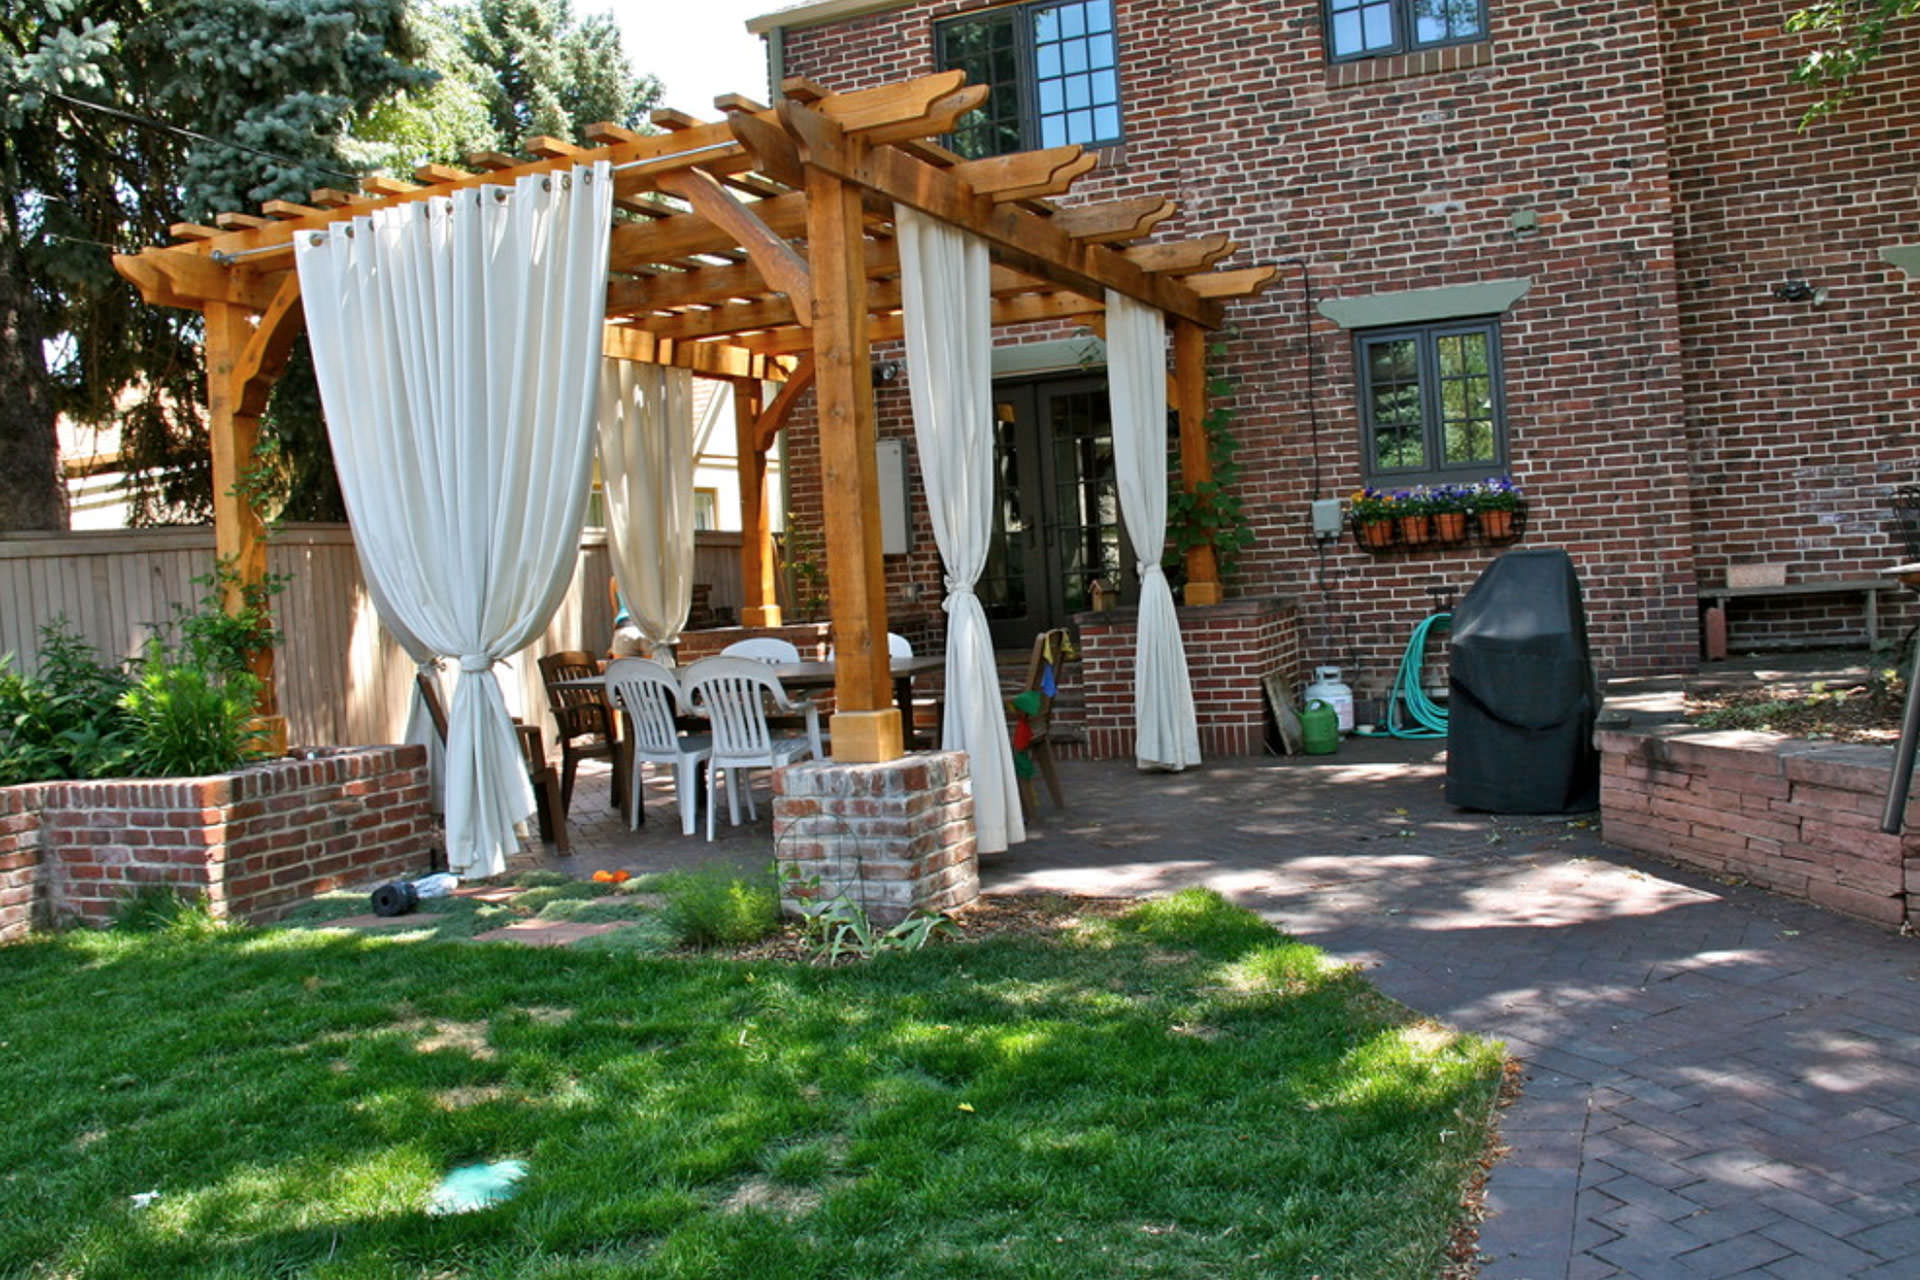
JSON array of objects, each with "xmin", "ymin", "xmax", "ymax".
[{"xmin": 1446, "ymin": 548, "xmax": 1600, "ymax": 813}]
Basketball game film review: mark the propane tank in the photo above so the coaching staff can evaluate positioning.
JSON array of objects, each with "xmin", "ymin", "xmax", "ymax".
[
  {"xmin": 1300, "ymin": 700, "xmax": 1340, "ymax": 755},
  {"xmin": 1303, "ymin": 666, "xmax": 1355, "ymax": 733}
]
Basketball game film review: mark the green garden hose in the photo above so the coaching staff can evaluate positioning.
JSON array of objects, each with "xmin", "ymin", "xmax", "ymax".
[{"xmin": 1386, "ymin": 613, "xmax": 1450, "ymax": 739}]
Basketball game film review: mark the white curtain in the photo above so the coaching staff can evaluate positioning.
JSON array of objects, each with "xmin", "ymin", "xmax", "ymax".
[
  {"xmin": 896, "ymin": 205, "xmax": 1025, "ymax": 852},
  {"xmin": 1106, "ymin": 290, "xmax": 1201, "ymax": 771},
  {"xmin": 296, "ymin": 162, "xmax": 614, "ymax": 875},
  {"xmin": 598, "ymin": 359, "xmax": 695, "ymax": 652}
]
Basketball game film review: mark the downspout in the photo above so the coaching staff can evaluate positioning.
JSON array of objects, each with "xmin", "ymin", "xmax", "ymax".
[{"xmin": 765, "ymin": 24, "xmax": 786, "ymax": 101}]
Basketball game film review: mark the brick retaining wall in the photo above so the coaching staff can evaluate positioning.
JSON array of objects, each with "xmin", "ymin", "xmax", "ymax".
[
  {"xmin": 1597, "ymin": 728, "xmax": 1918, "ymax": 930},
  {"xmin": 0, "ymin": 746, "xmax": 433, "ymax": 938},
  {"xmin": 1076, "ymin": 597, "xmax": 1300, "ymax": 760}
]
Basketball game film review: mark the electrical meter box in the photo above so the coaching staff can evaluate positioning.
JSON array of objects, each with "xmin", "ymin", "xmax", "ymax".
[{"xmin": 1310, "ymin": 498, "xmax": 1345, "ymax": 538}]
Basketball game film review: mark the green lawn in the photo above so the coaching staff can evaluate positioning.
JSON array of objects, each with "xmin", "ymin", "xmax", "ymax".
[{"xmin": 0, "ymin": 890, "xmax": 1501, "ymax": 1279}]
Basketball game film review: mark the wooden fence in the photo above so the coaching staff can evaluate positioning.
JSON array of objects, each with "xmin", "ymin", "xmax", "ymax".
[{"xmin": 0, "ymin": 524, "xmax": 746, "ymax": 748}]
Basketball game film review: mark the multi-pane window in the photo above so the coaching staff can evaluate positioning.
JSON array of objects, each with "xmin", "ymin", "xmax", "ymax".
[
  {"xmin": 1356, "ymin": 319, "xmax": 1506, "ymax": 482},
  {"xmin": 1325, "ymin": 0, "xmax": 1487, "ymax": 61},
  {"xmin": 936, "ymin": 0, "xmax": 1122, "ymax": 160}
]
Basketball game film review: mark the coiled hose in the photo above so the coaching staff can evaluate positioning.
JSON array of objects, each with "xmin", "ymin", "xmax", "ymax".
[{"xmin": 1386, "ymin": 612, "xmax": 1450, "ymax": 739}]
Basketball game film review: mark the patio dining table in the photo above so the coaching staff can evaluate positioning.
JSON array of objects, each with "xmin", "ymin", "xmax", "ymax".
[
  {"xmin": 769, "ymin": 654, "xmax": 946, "ymax": 749},
  {"xmin": 553, "ymin": 650, "xmax": 947, "ymax": 783}
]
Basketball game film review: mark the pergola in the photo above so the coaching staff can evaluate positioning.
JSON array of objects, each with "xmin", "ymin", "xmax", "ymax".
[{"xmin": 113, "ymin": 71, "xmax": 1275, "ymax": 765}]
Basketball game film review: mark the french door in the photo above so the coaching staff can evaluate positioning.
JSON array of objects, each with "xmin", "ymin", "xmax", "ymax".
[{"xmin": 977, "ymin": 374, "xmax": 1136, "ymax": 649}]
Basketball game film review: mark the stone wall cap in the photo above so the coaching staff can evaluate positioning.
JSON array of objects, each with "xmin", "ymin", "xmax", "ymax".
[{"xmin": 1073, "ymin": 594, "xmax": 1297, "ymax": 626}]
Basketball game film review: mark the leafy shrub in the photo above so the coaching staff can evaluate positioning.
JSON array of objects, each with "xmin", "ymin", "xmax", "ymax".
[
  {"xmin": 658, "ymin": 864, "xmax": 780, "ymax": 948},
  {"xmin": 0, "ymin": 623, "xmax": 135, "ymax": 786},
  {"xmin": 0, "ymin": 564, "xmax": 281, "ymax": 787}
]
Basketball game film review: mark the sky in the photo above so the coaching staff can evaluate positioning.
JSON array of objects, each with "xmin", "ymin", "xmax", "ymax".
[{"xmin": 600, "ymin": 1, "xmax": 776, "ymax": 119}]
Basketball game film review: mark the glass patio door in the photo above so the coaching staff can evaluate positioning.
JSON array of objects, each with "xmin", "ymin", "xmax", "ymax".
[{"xmin": 978, "ymin": 374, "xmax": 1135, "ymax": 649}]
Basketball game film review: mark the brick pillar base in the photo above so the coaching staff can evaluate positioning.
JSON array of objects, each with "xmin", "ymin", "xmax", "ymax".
[{"xmin": 772, "ymin": 751, "xmax": 978, "ymax": 926}]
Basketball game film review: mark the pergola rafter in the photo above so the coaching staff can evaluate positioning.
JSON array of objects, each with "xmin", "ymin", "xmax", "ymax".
[{"xmin": 113, "ymin": 71, "xmax": 1276, "ymax": 764}]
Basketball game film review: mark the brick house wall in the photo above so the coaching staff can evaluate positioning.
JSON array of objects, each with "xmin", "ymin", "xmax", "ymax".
[
  {"xmin": 1662, "ymin": 3, "xmax": 1920, "ymax": 645},
  {"xmin": 0, "ymin": 746, "xmax": 432, "ymax": 937},
  {"xmin": 760, "ymin": 0, "xmax": 1920, "ymax": 715}
]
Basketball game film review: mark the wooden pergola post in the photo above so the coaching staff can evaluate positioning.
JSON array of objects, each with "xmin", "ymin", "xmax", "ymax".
[
  {"xmin": 202, "ymin": 300, "xmax": 286, "ymax": 743},
  {"xmin": 1174, "ymin": 318, "xmax": 1223, "ymax": 607},
  {"xmin": 731, "ymin": 376, "xmax": 782, "ymax": 627},
  {"xmin": 804, "ymin": 165, "xmax": 900, "ymax": 763}
]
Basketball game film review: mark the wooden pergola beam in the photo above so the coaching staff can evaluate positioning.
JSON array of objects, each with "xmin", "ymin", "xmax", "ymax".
[
  {"xmin": 726, "ymin": 290, "xmax": 1102, "ymax": 355},
  {"xmin": 599, "ymin": 326, "xmax": 791, "ymax": 381},
  {"xmin": 777, "ymin": 99, "xmax": 1221, "ymax": 327},
  {"xmin": 754, "ymin": 354, "xmax": 816, "ymax": 451},
  {"xmin": 652, "ymin": 168, "xmax": 813, "ymax": 319}
]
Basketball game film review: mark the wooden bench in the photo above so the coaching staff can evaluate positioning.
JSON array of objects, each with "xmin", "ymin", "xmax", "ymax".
[{"xmin": 1699, "ymin": 577, "xmax": 1899, "ymax": 658}]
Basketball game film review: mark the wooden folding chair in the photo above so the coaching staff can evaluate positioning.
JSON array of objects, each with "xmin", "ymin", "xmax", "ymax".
[
  {"xmin": 1008, "ymin": 628, "xmax": 1070, "ymax": 817},
  {"xmin": 416, "ymin": 672, "xmax": 569, "ymax": 853}
]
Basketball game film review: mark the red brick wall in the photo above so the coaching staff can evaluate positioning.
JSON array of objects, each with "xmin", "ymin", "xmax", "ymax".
[
  {"xmin": 772, "ymin": 0, "xmax": 1920, "ymax": 693},
  {"xmin": 1076, "ymin": 597, "xmax": 1300, "ymax": 758},
  {"xmin": 1662, "ymin": 4, "xmax": 1920, "ymax": 638},
  {"xmin": 1599, "ymin": 727, "xmax": 1919, "ymax": 930},
  {"xmin": 0, "ymin": 784, "xmax": 45, "ymax": 942},
  {"xmin": 2, "ymin": 746, "xmax": 432, "ymax": 933}
]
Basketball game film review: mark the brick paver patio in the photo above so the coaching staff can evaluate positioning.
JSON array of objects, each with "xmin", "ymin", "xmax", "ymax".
[{"xmin": 542, "ymin": 739, "xmax": 1920, "ymax": 1278}]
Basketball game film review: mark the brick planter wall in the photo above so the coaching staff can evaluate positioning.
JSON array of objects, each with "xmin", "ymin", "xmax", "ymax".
[
  {"xmin": 1075, "ymin": 596, "xmax": 1300, "ymax": 760},
  {"xmin": 1598, "ymin": 727, "xmax": 1918, "ymax": 930},
  {"xmin": 772, "ymin": 751, "xmax": 978, "ymax": 925},
  {"xmin": 0, "ymin": 785, "xmax": 45, "ymax": 942},
  {"xmin": 0, "ymin": 746, "xmax": 433, "ymax": 936}
]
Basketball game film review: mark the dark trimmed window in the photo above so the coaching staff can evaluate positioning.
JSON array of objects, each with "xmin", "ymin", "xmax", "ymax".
[
  {"xmin": 1356, "ymin": 319, "xmax": 1506, "ymax": 482},
  {"xmin": 935, "ymin": 0, "xmax": 1122, "ymax": 160},
  {"xmin": 1325, "ymin": 0, "xmax": 1487, "ymax": 62}
]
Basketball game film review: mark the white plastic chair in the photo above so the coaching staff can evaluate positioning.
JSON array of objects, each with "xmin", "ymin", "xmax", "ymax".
[
  {"xmin": 602, "ymin": 658, "xmax": 710, "ymax": 837},
  {"xmin": 826, "ymin": 632, "xmax": 913, "ymax": 660},
  {"xmin": 721, "ymin": 636, "xmax": 801, "ymax": 664},
  {"xmin": 681, "ymin": 656, "xmax": 823, "ymax": 841}
]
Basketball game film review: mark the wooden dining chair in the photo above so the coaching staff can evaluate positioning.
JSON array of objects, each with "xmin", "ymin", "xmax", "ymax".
[
  {"xmin": 415, "ymin": 672, "xmax": 569, "ymax": 853},
  {"xmin": 536, "ymin": 650, "xmax": 620, "ymax": 817}
]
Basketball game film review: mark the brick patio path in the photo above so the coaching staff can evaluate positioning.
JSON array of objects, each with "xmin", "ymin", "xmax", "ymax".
[{"xmin": 549, "ymin": 740, "xmax": 1920, "ymax": 1278}]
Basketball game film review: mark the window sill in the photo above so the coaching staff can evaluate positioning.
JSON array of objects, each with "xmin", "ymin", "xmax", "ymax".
[{"xmin": 1325, "ymin": 39, "xmax": 1494, "ymax": 90}]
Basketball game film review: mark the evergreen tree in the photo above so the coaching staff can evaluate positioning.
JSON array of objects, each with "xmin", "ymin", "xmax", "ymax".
[{"xmin": 0, "ymin": 0, "xmax": 430, "ymax": 528}]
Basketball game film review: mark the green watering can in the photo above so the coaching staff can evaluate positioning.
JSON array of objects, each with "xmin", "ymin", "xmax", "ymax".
[{"xmin": 1300, "ymin": 699, "xmax": 1340, "ymax": 756}]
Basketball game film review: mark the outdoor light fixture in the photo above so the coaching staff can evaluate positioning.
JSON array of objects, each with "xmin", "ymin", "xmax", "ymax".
[
  {"xmin": 1771, "ymin": 278, "xmax": 1819, "ymax": 303},
  {"xmin": 873, "ymin": 360, "xmax": 902, "ymax": 384}
]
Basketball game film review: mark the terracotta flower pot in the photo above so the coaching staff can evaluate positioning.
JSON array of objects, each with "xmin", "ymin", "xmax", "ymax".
[
  {"xmin": 1397, "ymin": 514, "xmax": 1433, "ymax": 545},
  {"xmin": 1358, "ymin": 519, "xmax": 1394, "ymax": 548},
  {"xmin": 1433, "ymin": 511, "xmax": 1469, "ymax": 544},
  {"xmin": 1478, "ymin": 508, "xmax": 1516, "ymax": 540}
]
